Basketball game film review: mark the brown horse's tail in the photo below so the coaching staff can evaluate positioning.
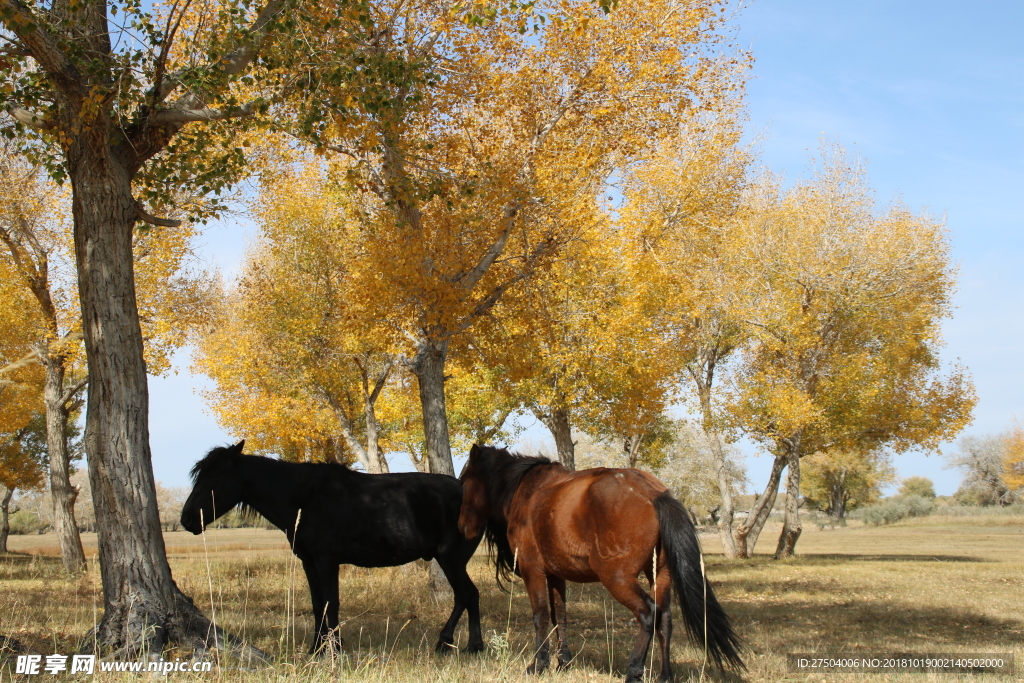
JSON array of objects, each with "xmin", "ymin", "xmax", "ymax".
[{"xmin": 654, "ymin": 491, "xmax": 744, "ymax": 670}]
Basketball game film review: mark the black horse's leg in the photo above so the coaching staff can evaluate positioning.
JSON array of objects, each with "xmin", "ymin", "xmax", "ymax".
[
  {"xmin": 314, "ymin": 559, "xmax": 343, "ymax": 654},
  {"xmin": 521, "ymin": 568, "xmax": 552, "ymax": 675},
  {"xmin": 301, "ymin": 558, "xmax": 327, "ymax": 653},
  {"xmin": 434, "ymin": 553, "xmax": 483, "ymax": 653},
  {"xmin": 547, "ymin": 575, "xmax": 572, "ymax": 669}
]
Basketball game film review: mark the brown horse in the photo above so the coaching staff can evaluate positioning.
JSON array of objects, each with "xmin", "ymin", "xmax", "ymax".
[{"xmin": 458, "ymin": 445, "xmax": 743, "ymax": 682}]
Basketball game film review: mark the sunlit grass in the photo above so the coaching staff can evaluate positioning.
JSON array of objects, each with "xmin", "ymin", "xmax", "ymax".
[{"xmin": 2, "ymin": 518, "xmax": 1022, "ymax": 682}]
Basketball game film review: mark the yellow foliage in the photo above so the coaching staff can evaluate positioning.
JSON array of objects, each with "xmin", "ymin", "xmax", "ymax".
[{"xmin": 1003, "ymin": 418, "xmax": 1024, "ymax": 492}]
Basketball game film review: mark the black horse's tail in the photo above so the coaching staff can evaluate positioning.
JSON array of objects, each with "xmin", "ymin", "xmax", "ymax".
[{"xmin": 654, "ymin": 491, "xmax": 744, "ymax": 671}]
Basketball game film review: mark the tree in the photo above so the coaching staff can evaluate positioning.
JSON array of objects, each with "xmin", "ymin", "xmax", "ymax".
[
  {"xmin": 898, "ymin": 476, "xmax": 936, "ymax": 500},
  {"xmin": 0, "ymin": 413, "xmax": 48, "ymax": 552},
  {"xmin": 723, "ymin": 147, "xmax": 975, "ymax": 558},
  {"xmin": 618, "ymin": 104, "xmax": 751, "ymax": 555},
  {"xmin": 946, "ymin": 434, "xmax": 1016, "ymax": 506},
  {"xmin": 1001, "ymin": 420, "xmax": 1024, "ymax": 494},
  {"xmin": 294, "ymin": 0, "xmax": 745, "ymax": 476},
  {"xmin": 1, "ymin": 0, "xmax": 289, "ymax": 651},
  {"xmin": 196, "ymin": 162, "xmax": 400, "ymax": 473},
  {"xmin": 1, "ymin": 142, "xmax": 213, "ymax": 573},
  {"xmin": 801, "ymin": 448, "xmax": 895, "ymax": 522}
]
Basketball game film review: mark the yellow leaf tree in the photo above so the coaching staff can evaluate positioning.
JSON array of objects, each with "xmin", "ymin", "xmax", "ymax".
[
  {"xmin": 1002, "ymin": 419, "xmax": 1024, "ymax": 493},
  {"xmin": 617, "ymin": 104, "xmax": 751, "ymax": 554},
  {"xmin": 283, "ymin": 0, "xmax": 746, "ymax": 475},
  {"xmin": 724, "ymin": 146, "xmax": 976, "ymax": 558},
  {"xmin": 801, "ymin": 448, "xmax": 896, "ymax": 522}
]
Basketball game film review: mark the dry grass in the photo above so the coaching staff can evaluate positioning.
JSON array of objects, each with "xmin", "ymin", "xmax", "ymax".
[{"xmin": 2, "ymin": 519, "xmax": 1022, "ymax": 682}]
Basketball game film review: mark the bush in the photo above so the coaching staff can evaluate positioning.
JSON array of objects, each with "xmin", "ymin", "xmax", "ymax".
[
  {"xmin": 851, "ymin": 494, "xmax": 935, "ymax": 526},
  {"xmin": 8, "ymin": 509, "xmax": 48, "ymax": 535}
]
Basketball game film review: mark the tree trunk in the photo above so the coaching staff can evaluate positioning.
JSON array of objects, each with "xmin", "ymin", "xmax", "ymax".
[
  {"xmin": 774, "ymin": 450, "xmax": 802, "ymax": 559},
  {"xmin": 733, "ymin": 454, "xmax": 786, "ymax": 558},
  {"xmin": 707, "ymin": 429, "xmax": 739, "ymax": 558},
  {"xmin": 0, "ymin": 485, "xmax": 12, "ymax": 553},
  {"xmin": 624, "ymin": 433, "xmax": 644, "ymax": 468},
  {"xmin": 70, "ymin": 154, "xmax": 262, "ymax": 659},
  {"xmin": 42, "ymin": 354, "xmax": 87, "ymax": 573},
  {"xmin": 829, "ymin": 484, "xmax": 847, "ymax": 523},
  {"xmin": 363, "ymin": 394, "xmax": 389, "ymax": 474},
  {"xmin": 534, "ymin": 407, "xmax": 575, "ymax": 470},
  {"xmin": 409, "ymin": 338, "xmax": 454, "ymax": 476}
]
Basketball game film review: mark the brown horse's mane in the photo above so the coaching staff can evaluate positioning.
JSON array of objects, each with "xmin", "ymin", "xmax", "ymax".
[{"xmin": 464, "ymin": 445, "xmax": 557, "ymax": 590}]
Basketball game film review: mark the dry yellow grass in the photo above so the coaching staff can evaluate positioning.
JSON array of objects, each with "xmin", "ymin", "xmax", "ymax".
[{"xmin": 2, "ymin": 519, "xmax": 1022, "ymax": 682}]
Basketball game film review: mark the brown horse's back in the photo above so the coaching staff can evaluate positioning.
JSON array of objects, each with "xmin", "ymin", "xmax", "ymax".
[{"xmin": 509, "ymin": 467, "xmax": 668, "ymax": 583}]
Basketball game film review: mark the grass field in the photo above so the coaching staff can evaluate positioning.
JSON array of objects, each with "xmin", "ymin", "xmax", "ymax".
[{"xmin": 1, "ymin": 515, "xmax": 1021, "ymax": 682}]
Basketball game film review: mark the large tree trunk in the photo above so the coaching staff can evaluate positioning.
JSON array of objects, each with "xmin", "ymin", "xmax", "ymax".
[
  {"xmin": 42, "ymin": 355, "xmax": 87, "ymax": 573},
  {"xmin": 409, "ymin": 337, "xmax": 454, "ymax": 476},
  {"xmin": 70, "ymin": 152, "xmax": 261, "ymax": 659},
  {"xmin": 533, "ymin": 406, "xmax": 575, "ymax": 470},
  {"xmin": 407, "ymin": 338, "xmax": 453, "ymax": 597},
  {"xmin": 733, "ymin": 454, "xmax": 786, "ymax": 558},
  {"xmin": 774, "ymin": 450, "xmax": 802, "ymax": 559},
  {"xmin": 707, "ymin": 429, "xmax": 739, "ymax": 558},
  {"xmin": 0, "ymin": 485, "xmax": 12, "ymax": 553}
]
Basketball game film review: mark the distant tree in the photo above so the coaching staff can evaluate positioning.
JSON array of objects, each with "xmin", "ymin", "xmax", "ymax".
[
  {"xmin": 0, "ymin": 414, "xmax": 48, "ymax": 552},
  {"xmin": 899, "ymin": 476, "xmax": 936, "ymax": 500},
  {"xmin": 801, "ymin": 449, "xmax": 895, "ymax": 522},
  {"xmin": 1002, "ymin": 420, "xmax": 1024, "ymax": 493},
  {"xmin": 155, "ymin": 483, "xmax": 189, "ymax": 532},
  {"xmin": 946, "ymin": 435, "xmax": 1016, "ymax": 506}
]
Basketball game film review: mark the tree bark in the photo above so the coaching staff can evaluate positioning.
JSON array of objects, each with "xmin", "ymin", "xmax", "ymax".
[
  {"xmin": 0, "ymin": 485, "xmax": 12, "ymax": 553},
  {"xmin": 733, "ymin": 454, "xmax": 786, "ymax": 558},
  {"xmin": 409, "ymin": 338, "xmax": 454, "ymax": 476},
  {"xmin": 533, "ymin": 406, "xmax": 575, "ymax": 470},
  {"xmin": 707, "ymin": 429, "xmax": 739, "ymax": 558},
  {"xmin": 774, "ymin": 450, "xmax": 802, "ymax": 559},
  {"xmin": 41, "ymin": 353, "xmax": 87, "ymax": 573}
]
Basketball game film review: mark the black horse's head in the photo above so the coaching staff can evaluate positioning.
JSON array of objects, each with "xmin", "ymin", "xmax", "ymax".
[{"xmin": 181, "ymin": 440, "xmax": 247, "ymax": 534}]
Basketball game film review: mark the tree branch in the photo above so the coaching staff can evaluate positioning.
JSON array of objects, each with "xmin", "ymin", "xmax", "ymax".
[
  {"xmin": 0, "ymin": 350, "xmax": 40, "ymax": 377},
  {"xmin": 151, "ymin": 102, "xmax": 256, "ymax": 123},
  {"xmin": 59, "ymin": 376, "xmax": 88, "ymax": 408},
  {"xmin": 0, "ymin": 0, "xmax": 85, "ymax": 100},
  {"xmin": 135, "ymin": 202, "xmax": 182, "ymax": 228},
  {"xmin": 4, "ymin": 103, "xmax": 54, "ymax": 130}
]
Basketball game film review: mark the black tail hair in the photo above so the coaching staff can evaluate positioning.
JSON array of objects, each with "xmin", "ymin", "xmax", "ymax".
[{"xmin": 654, "ymin": 491, "xmax": 744, "ymax": 670}]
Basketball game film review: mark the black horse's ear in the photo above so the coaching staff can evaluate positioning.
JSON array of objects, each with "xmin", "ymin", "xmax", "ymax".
[
  {"xmin": 232, "ymin": 440, "xmax": 245, "ymax": 454},
  {"xmin": 469, "ymin": 444, "xmax": 481, "ymax": 459}
]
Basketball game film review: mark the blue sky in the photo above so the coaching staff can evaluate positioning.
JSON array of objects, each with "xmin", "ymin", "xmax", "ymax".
[{"xmin": 148, "ymin": 0, "xmax": 1024, "ymax": 497}]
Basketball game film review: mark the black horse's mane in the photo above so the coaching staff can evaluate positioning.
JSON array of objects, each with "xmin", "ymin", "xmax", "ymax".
[
  {"xmin": 189, "ymin": 444, "xmax": 355, "ymax": 523},
  {"xmin": 463, "ymin": 445, "xmax": 558, "ymax": 591}
]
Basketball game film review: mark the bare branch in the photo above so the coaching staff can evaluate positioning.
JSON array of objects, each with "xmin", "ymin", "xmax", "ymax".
[
  {"xmin": 59, "ymin": 376, "xmax": 88, "ymax": 408},
  {"xmin": 135, "ymin": 202, "xmax": 182, "ymax": 228},
  {"xmin": 0, "ymin": 349, "xmax": 40, "ymax": 377},
  {"xmin": 4, "ymin": 103, "xmax": 54, "ymax": 130},
  {"xmin": 151, "ymin": 102, "xmax": 256, "ymax": 123}
]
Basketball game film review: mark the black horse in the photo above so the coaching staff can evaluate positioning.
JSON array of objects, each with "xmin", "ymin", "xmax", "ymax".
[{"xmin": 180, "ymin": 441, "xmax": 483, "ymax": 654}]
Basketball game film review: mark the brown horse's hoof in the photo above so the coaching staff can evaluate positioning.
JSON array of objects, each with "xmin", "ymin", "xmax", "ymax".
[{"xmin": 526, "ymin": 658, "xmax": 550, "ymax": 675}]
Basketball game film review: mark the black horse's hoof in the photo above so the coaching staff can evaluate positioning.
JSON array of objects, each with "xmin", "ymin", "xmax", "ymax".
[
  {"xmin": 434, "ymin": 640, "xmax": 457, "ymax": 655},
  {"xmin": 462, "ymin": 642, "xmax": 485, "ymax": 654}
]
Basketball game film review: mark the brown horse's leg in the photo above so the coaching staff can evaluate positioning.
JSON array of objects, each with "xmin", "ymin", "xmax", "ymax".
[
  {"xmin": 547, "ymin": 576, "xmax": 572, "ymax": 669},
  {"xmin": 651, "ymin": 562, "xmax": 674, "ymax": 683},
  {"xmin": 521, "ymin": 569, "xmax": 552, "ymax": 675},
  {"xmin": 604, "ymin": 576, "xmax": 657, "ymax": 683}
]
